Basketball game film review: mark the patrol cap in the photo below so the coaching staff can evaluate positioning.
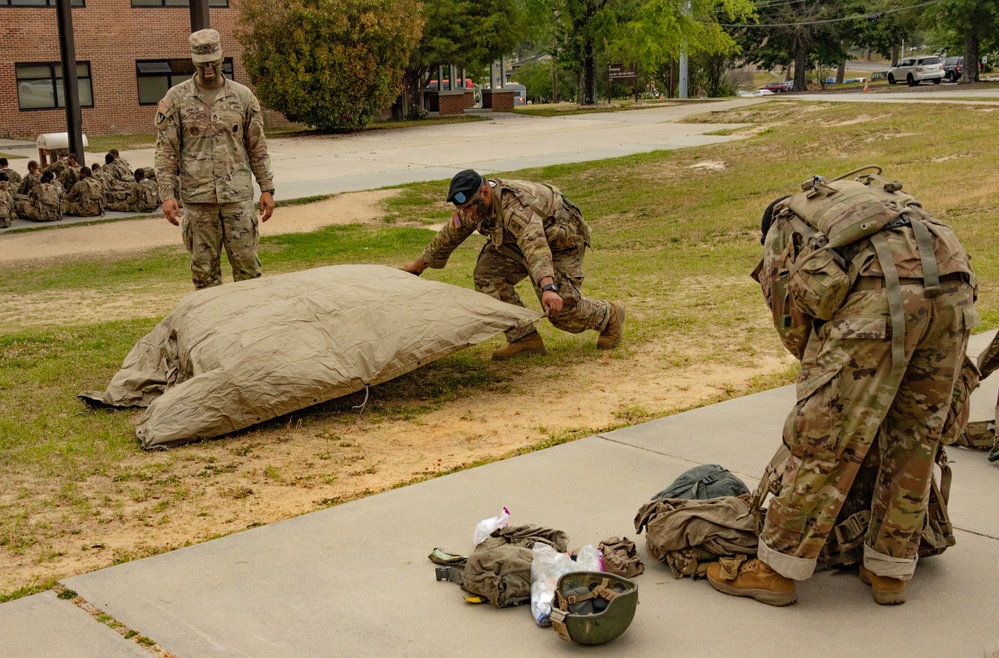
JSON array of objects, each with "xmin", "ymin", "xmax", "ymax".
[
  {"xmin": 189, "ymin": 29, "xmax": 223, "ymax": 64},
  {"xmin": 446, "ymin": 169, "xmax": 484, "ymax": 205}
]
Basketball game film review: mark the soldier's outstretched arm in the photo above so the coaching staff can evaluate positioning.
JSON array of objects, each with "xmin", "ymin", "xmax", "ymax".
[{"xmin": 402, "ymin": 258, "xmax": 428, "ymax": 275}]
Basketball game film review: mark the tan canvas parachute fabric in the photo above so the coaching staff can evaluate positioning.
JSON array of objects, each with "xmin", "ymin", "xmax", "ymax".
[{"xmin": 80, "ymin": 264, "xmax": 541, "ymax": 449}]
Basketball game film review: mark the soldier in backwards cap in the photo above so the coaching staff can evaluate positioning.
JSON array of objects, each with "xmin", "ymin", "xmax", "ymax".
[
  {"xmin": 404, "ymin": 170, "xmax": 625, "ymax": 359},
  {"xmin": 154, "ymin": 28, "xmax": 275, "ymax": 289}
]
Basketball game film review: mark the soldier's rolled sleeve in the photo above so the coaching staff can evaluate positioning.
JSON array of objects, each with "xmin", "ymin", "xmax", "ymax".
[
  {"xmin": 420, "ymin": 220, "xmax": 476, "ymax": 268},
  {"xmin": 516, "ymin": 215, "xmax": 556, "ymax": 283},
  {"xmin": 244, "ymin": 95, "xmax": 274, "ymax": 192},
  {"xmin": 154, "ymin": 102, "xmax": 182, "ymax": 202}
]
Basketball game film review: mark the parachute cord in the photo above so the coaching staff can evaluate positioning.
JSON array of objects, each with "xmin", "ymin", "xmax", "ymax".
[{"xmin": 353, "ymin": 384, "xmax": 370, "ymax": 418}]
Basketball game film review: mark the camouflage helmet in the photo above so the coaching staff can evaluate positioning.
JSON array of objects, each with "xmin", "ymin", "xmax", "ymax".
[{"xmin": 549, "ymin": 571, "xmax": 638, "ymax": 645}]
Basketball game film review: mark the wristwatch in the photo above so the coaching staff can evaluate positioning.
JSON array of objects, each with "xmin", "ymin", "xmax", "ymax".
[
  {"xmin": 261, "ymin": 188, "xmax": 275, "ymax": 195},
  {"xmin": 541, "ymin": 283, "xmax": 558, "ymax": 294}
]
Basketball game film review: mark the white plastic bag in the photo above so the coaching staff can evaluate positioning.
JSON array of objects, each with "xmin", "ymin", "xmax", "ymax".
[
  {"xmin": 473, "ymin": 507, "xmax": 510, "ymax": 546},
  {"xmin": 574, "ymin": 544, "xmax": 603, "ymax": 572},
  {"xmin": 530, "ymin": 544, "xmax": 604, "ymax": 626}
]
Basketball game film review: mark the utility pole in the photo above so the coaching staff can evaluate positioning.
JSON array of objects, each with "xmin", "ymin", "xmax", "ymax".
[
  {"xmin": 189, "ymin": 0, "xmax": 210, "ymax": 31},
  {"xmin": 55, "ymin": 0, "xmax": 85, "ymax": 167}
]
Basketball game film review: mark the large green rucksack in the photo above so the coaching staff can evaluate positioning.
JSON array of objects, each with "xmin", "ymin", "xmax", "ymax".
[
  {"xmin": 776, "ymin": 164, "xmax": 967, "ymax": 379},
  {"xmin": 36, "ymin": 183, "xmax": 62, "ymax": 220},
  {"xmin": 137, "ymin": 179, "xmax": 159, "ymax": 212},
  {"xmin": 754, "ymin": 439, "xmax": 955, "ymax": 570}
]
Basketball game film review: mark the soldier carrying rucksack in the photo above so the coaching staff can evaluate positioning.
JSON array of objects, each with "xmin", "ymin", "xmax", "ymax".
[{"xmin": 708, "ymin": 166, "xmax": 977, "ymax": 607}]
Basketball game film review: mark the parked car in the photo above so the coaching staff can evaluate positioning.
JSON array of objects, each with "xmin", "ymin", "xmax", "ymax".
[
  {"xmin": 760, "ymin": 80, "xmax": 793, "ymax": 93},
  {"xmin": 887, "ymin": 56, "xmax": 944, "ymax": 86},
  {"xmin": 943, "ymin": 56, "xmax": 964, "ymax": 82}
]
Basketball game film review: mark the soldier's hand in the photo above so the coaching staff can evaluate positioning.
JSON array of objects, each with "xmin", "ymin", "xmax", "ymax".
[
  {"xmin": 258, "ymin": 192, "xmax": 275, "ymax": 222},
  {"xmin": 402, "ymin": 259, "xmax": 427, "ymax": 276},
  {"xmin": 162, "ymin": 198, "xmax": 180, "ymax": 226},
  {"xmin": 541, "ymin": 290, "xmax": 563, "ymax": 316}
]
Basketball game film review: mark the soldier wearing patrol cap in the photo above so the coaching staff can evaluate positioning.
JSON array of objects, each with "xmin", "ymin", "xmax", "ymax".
[
  {"xmin": 404, "ymin": 169, "xmax": 625, "ymax": 359},
  {"xmin": 154, "ymin": 28, "xmax": 275, "ymax": 289}
]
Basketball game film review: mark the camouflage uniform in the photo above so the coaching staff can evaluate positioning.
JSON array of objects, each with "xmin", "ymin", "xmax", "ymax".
[
  {"xmin": 106, "ymin": 158, "xmax": 134, "ymax": 184},
  {"xmin": 16, "ymin": 172, "xmax": 40, "ymax": 199},
  {"xmin": 105, "ymin": 181, "xmax": 136, "ymax": 212},
  {"xmin": 15, "ymin": 181, "xmax": 62, "ymax": 222},
  {"xmin": 127, "ymin": 178, "xmax": 160, "ymax": 213},
  {"xmin": 756, "ymin": 205, "xmax": 977, "ymax": 581},
  {"xmin": 0, "ymin": 167, "xmax": 22, "ymax": 187},
  {"xmin": 420, "ymin": 178, "xmax": 612, "ymax": 342},
  {"xmin": 58, "ymin": 165, "xmax": 80, "ymax": 191},
  {"xmin": 0, "ymin": 182, "xmax": 14, "ymax": 228},
  {"xmin": 154, "ymin": 74, "xmax": 274, "ymax": 289},
  {"xmin": 63, "ymin": 177, "xmax": 104, "ymax": 216}
]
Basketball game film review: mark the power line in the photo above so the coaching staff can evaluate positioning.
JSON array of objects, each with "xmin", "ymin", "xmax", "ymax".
[{"xmin": 716, "ymin": 0, "xmax": 943, "ymax": 28}]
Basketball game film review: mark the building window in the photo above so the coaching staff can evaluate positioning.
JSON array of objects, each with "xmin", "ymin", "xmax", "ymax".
[
  {"xmin": 136, "ymin": 58, "xmax": 234, "ymax": 105},
  {"xmin": 2, "ymin": 0, "xmax": 84, "ymax": 6},
  {"xmin": 15, "ymin": 62, "xmax": 93, "ymax": 110},
  {"xmin": 131, "ymin": 0, "xmax": 227, "ymax": 7}
]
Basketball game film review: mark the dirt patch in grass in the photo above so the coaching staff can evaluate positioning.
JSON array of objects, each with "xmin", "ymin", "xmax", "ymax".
[
  {"xmin": 0, "ymin": 189, "xmax": 403, "ymax": 267},
  {"xmin": 0, "ymin": 334, "xmax": 794, "ymax": 593}
]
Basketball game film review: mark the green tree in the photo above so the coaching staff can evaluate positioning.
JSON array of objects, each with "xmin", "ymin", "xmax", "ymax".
[
  {"xmin": 403, "ymin": 0, "xmax": 526, "ymax": 113},
  {"xmin": 510, "ymin": 59, "xmax": 578, "ymax": 102},
  {"xmin": 238, "ymin": 0, "xmax": 423, "ymax": 132},
  {"xmin": 613, "ymin": 0, "xmax": 755, "ymax": 97},
  {"xmin": 729, "ymin": 1, "xmax": 847, "ymax": 91},
  {"xmin": 929, "ymin": 0, "xmax": 999, "ymax": 82},
  {"xmin": 852, "ymin": 2, "xmax": 921, "ymax": 66}
]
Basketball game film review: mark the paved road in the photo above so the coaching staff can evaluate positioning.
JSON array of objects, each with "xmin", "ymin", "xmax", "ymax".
[
  {"xmin": 4, "ymin": 89, "xmax": 998, "ymax": 235},
  {"xmin": 2, "ymin": 99, "xmax": 761, "ymax": 233}
]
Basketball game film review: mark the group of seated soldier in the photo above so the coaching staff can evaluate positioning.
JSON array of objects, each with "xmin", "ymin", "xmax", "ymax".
[{"xmin": 0, "ymin": 150, "xmax": 161, "ymax": 226}]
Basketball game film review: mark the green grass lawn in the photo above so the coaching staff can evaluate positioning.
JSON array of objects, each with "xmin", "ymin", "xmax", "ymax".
[
  {"xmin": 3, "ymin": 99, "xmax": 998, "ymax": 597},
  {"xmin": 4, "ymin": 100, "xmax": 998, "ymax": 468}
]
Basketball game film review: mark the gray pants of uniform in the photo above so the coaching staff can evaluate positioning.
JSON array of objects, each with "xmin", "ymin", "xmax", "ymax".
[
  {"xmin": 182, "ymin": 200, "xmax": 260, "ymax": 290},
  {"xmin": 473, "ymin": 241, "xmax": 610, "ymax": 343}
]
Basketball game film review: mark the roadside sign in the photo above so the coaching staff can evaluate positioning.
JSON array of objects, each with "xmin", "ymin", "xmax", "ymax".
[{"xmin": 609, "ymin": 64, "xmax": 637, "ymax": 80}]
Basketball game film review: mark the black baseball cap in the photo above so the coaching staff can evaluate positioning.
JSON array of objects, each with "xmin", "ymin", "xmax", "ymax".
[{"xmin": 447, "ymin": 170, "xmax": 484, "ymax": 205}]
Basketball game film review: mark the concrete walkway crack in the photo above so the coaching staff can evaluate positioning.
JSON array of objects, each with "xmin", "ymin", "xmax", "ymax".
[{"xmin": 52, "ymin": 584, "xmax": 175, "ymax": 658}]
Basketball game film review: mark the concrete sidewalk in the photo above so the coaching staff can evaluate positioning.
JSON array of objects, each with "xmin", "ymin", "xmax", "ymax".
[{"xmin": 2, "ymin": 331, "xmax": 996, "ymax": 657}]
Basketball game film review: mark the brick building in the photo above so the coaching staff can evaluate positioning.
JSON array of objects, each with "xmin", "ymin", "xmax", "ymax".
[{"xmin": 0, "ymin": 0, "xmax": 262, "ymax": 139}]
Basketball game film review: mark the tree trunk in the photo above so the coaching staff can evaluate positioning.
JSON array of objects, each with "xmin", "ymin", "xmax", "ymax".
[
  {"xmin": 836, "ymin": 60, "xmax": 846, "ymax": 84},
  {"xmin": 551, "ymin": 59, "xmax": 558, "ymax": 103},
  {"xmin": 582, "ymin": 40, "xmax": 597, "ymax": 105},
  {"xmin": 793, "ymin": 42, "xmax": 808, "ymax": 91},
  {"xmin": 962, "ymin": 31, "xmax": 980, "ymax": 83},
  {"xmin": 891, "ymin": 46, "xmax": 899, "ymax": 67}
]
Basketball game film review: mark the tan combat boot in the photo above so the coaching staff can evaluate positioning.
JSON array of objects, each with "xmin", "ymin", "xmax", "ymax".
[
  {"xmin": 706, "ymin": 558, "xmax": 798, "ymax": 607},
  {"xmin": 859, "ymin": 565, "xmax": 906, "ymax": 605},
  {"xmin": 596, "ymin": 302, "xmax": 625, "ymax": 350},
  {"xmin": 491, "ymin": 332, "xmax": 547, "ymax": 360}
]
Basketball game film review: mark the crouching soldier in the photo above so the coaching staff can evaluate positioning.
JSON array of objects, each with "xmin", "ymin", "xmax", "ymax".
[
  {"xmin": 403, "ymin": 170, "xmax": 625, "ymax": 359},
  {"xmin": 16, "ymin": 171, "xmax": 62, "ymax": 222},
  {"xmin": 0, "ymin": 173, "xmax": 15, "ymax": 228},
  {"xmin": 63, "ymin": 167, "xmax": 104, "ymax": 217}
]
